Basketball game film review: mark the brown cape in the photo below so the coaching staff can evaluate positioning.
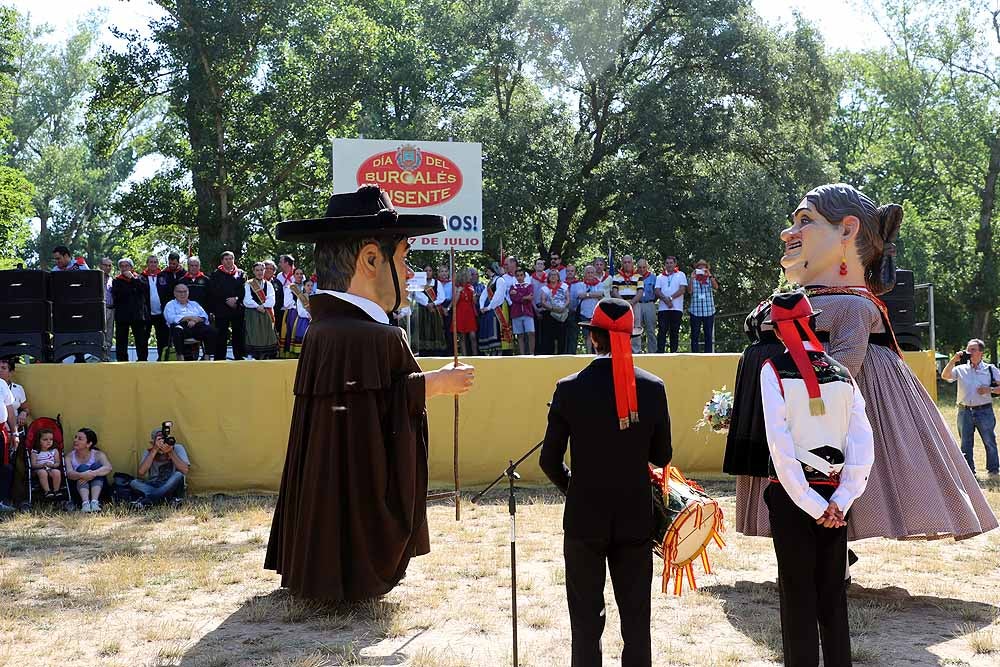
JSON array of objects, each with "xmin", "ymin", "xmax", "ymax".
[{"xmin": 264, "ymin": 293, "xmax": 430, "ymax": 600}]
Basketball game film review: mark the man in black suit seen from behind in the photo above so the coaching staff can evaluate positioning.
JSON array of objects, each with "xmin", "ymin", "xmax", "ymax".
[{"xmin": 540, "ymin": 297, "xmax": 671, "ymax": 667}]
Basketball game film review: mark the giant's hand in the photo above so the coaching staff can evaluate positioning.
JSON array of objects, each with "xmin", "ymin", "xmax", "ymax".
[{"xmin": 425, "ymin": 362, "xmax": 476, "ymax": 397}]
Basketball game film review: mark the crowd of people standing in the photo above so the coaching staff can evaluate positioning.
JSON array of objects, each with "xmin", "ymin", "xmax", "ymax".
[
  {"xmin": 402, "ymin": 251, "xmax": 720, "ymax": 357},
  {"xmin": 50, "ymin": 246, "xmax": 316, "ymax": 362}
]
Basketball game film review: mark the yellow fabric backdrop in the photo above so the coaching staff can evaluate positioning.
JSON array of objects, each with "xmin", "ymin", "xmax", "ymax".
[{"xmin": 17, "ymin": 352, "xmax": 936, "ymax": 492}]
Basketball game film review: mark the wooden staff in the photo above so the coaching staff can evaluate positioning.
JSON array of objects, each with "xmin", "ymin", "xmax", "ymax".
[{"xmin": 451, "ymin": 247, "xmax": 461, "ymax": 520}]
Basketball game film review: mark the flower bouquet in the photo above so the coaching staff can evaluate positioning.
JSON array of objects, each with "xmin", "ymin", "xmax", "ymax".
[{"xmin": 694, "ymin": 386, "xmax": 733, "ymax": 434}]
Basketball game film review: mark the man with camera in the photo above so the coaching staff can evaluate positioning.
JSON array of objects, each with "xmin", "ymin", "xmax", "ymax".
[
  {"xmin": 942, "ymin": 339, "xmax": 1000, "ymax": 476},
  {"xmin": 130, "ymin": 423, "xmax": 190, "ymax": 508}
]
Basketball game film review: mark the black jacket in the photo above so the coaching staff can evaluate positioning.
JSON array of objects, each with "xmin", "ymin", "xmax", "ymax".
[
  {"xmin": 539, "ymin": 358, "xmax": 671, "ymax": 539},
  {"xmin": 270, "ymin": 277, "xmax": 285, "ymax": 313},
  {"xmin": 110, "ymin": 275, "xmax": 150, "ymax": 323},
  {"xmin": 209, "ymin": 268, "xmax": 246, "ymax": 316},
  {"xmin": 156, "ymin": 268, "xmax": 186, "ymax": 306},
  {"xmin": 180, "ymin": 273, "xmax": 211, "ymax": 308}
]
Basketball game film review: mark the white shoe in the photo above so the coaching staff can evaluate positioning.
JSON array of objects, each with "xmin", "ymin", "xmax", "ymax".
[
  {"xmin": 80, "ymin": 501, "xmax": 93, "ymax": 513},
  {"xmin": 91, "ymin": 500, "xmax": 101, "ymax": 513}
]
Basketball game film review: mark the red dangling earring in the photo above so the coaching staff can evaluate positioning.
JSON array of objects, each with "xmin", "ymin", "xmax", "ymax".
[{"xmin": 839, "ymin": 246, "xmax": 848, "ymax": 276}]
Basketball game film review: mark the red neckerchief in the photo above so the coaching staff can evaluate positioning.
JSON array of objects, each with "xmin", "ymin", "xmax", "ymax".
[
  {"xmin": 281, "ymin": 269, "xmax": 294, "ymax": 283},
  {"xmin": 531, "ymin": 271, "xmax": 547, "ymax": 282},
  {"xmin": 618, "ymin": 269, "xmax": 635, "ymax": 280},
  {"xmin": 142, "ymin": 268, "xmax": 160, "ymax": 277},
  {"xmin": 115, "ymin": 273, "xmax": 134, "ymax": 282},
  {"xmin": 661, "ymin": 268, "xmax": 679, "ymax": 276},
  {"xmin": 695, "ymin": 272, "xmax": 709, "ymax": 284},
  {"xmin": 584, "ymin": 277, "xmax": 600, "ymax": 286},
  {"xmin": 183, "ymin": 271, "xmax": 205, "ymax": 280},
  {"xmin": 601, "ymin": 271, "xmax": 610, "ymax": 281},
  {"xmin": 566, "ymin": 277, "xmax": 580, "ymax": 285},
  {"xmin": 165, "ymin": 267, "xmax": 184, "ymax": 277},
  {"xmin": 551, "ymin": 263, "xmax": 566, "ymax": 272},
  {"xmin": 218, "ymin": 264, "xmax": 239, "ymax": 276},
  {"xmin": 639, "ymin": 270, "xmax": 651, "ymax": 279}
]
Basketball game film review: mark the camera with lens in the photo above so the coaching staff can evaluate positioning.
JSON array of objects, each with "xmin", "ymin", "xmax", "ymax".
[
  {"xmin": 959, "ymin": 351, "xmax": 970, "ymax": 365},
  {"xmin": 161, "ymin": 421, "xmax": 176, "ymax": 447}
]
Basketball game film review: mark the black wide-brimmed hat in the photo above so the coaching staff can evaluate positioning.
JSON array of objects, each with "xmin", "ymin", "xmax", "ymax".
[{"xmin": 276, "ymin": 184, "xmax": 445, "ymax": 242}]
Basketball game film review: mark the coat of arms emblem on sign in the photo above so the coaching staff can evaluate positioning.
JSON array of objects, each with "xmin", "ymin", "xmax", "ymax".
[{"xmin": 395, "ymin": 145, "xmax": 423, "ymax": 184}]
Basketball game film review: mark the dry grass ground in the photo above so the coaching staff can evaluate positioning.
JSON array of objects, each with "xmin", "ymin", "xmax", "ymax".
[{"xmin": 0, "ymin": 400, "xmax": 998, "ymax": 667}]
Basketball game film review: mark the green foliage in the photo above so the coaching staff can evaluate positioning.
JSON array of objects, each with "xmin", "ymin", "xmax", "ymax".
[{"xmin": 0, "ymin": 5, "xmax": 34, "ymax": 266}]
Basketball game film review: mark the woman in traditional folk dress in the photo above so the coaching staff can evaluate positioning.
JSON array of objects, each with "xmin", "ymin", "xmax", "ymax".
[
  {"xmin": 727, "ymin": 183, "xmax": 997, "ymax": 541},
  {"xmin": 289, "ymin": 278, "xmax": 312, "ymax": 342},
  {"xmin": 479, "ymin": 264, "xmax": 513, "ymax": 356},
  {"xmin": 453, "ymin": 267, "xmax": 479, "ymax": 355},
  {"xmin": 477, "ymin": 265, "xmax": 503, "ymax": 355},
  {"xmin": 279, "ymin": 268, "xmax": 309, "ymax": 358},
  {"xmin": 413, "ymin": 265, "xmax": 447, "ymax": 356},
  {"xmin": 243, "ymin": 262, "xmax": 279, "ymax": 360}
]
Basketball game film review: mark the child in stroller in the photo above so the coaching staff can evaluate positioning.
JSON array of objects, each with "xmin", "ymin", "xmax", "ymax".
[{"xmin": 31, "ymin": 428, "xmax": 62, "ymax": 498}]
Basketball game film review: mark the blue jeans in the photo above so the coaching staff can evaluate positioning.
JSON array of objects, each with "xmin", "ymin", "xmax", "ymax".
[
  {"xmin": 74, "ymin": 463, "xmax": 105, "ymax": 493},
  {"xmin": 690, "ymin": 314, "xmax": 714, "ymax": 353},
  {"xmin": 957, "ymin": 405, "xmax": 1000, "ymax": 473},
  {"xmin": 130, "ymin": 471, "xmax": 185, "ymax": 502}
]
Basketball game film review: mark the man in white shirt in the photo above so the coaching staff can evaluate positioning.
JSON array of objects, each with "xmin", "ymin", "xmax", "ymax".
[
  {"xmin": 653, "ymin": 256, "xmax": 687, "ymax": 353},
  {"xmin": 163, "ymin": 284, "xmax": 217, "ymax": 360},
  {"xmin": 759, "ymin": 291, "xmax": 874, "ymax": 667},
  {"xmin": 942, "ymin": 339, "xmax": 1000, "ymax": 475},
  {"xmin": 0, "ymin": 358, "xmax": 28, "ymax": 429},
  {"xmin": 143, "ymin": 255, "xmax": 170, "ymax": 359},
  {"xmin": 0, "ymin": 378, "xmax": 17, "ymax": 511}
]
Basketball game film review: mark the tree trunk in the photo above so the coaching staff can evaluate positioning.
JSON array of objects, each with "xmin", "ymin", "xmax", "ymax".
[{"xmin": 970, "ymin": 130, "xmax": 1000, "ymax": 341}]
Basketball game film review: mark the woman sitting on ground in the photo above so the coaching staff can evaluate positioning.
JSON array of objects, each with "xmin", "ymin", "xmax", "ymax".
[
  {"xmin": 66, "ymin": 428, "xmax": 113, "ymax": 513},
  {"xmin": 31, "ymin": 428, "xmax": 62, "ymax": 498}
]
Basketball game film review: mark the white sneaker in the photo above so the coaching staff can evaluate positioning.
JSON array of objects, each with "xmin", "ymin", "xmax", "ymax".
[
  {"xmin": 80, "ymin": 501, "xmax": 93, "ymax": 513},
  {"xmin": 91, "ymin": 500, "xmax": 101, "ymax": 512}
]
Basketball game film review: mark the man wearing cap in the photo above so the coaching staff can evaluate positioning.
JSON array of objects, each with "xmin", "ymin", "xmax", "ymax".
[
  {"xmin": 539, "ymin": 297, "xmax": 671, "ymax": 667},
  {"xmin": 265, "ymin": 184, "xmax": 475, "ymax": 602},
  {"xmin": 760, "ymin": 291, "xmax": 874, "ymax": 667}
]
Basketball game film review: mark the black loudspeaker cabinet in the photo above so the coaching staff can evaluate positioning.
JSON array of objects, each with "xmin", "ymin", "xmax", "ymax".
[
  {"xmin": 0, "ymin": 301, "xmax": 51, "ymax": 333},
  {"xmin": 49, "ymin": 270, "xmax": 103, "ymax": 304},
  {"xmin": 894, "ymin": 324, "xmax": 923, "ymax": 352},
  {"xmin": 51, "ymin": 301, "xmax": 105, "ymax": 333},
  {"xmin": 885, "ymin": 269, "xmax": 915, "ymax": 298},
  {"xmin": 882, "ymin": 268, "xmax": 916, "ymax": 328},
  {"xmin": 0, "ymin": 269, "xmax": 47, "ymax": 302}
]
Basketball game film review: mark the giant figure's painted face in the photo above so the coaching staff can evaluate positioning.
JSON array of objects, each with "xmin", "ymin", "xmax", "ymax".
[{"xmin": 780, "ymin": 199, "xmax": 847, "ymax": 286}]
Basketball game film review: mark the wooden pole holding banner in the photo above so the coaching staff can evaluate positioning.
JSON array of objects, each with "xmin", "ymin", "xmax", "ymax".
[{"xmin": 451, "ymin": 247, "xmax": 461, "ymax": 520}]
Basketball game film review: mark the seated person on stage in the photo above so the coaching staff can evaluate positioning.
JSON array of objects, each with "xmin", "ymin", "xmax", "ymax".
[
  {"xmin": 131, "ymin": 426, "xmax": 190, "ymax": 507},
  {"xmin": 760, "ymin": 291, "xmax": 874, "ymax": 667},
  {"xmin": 163, "ymin": 284, "xmax": 217, "ymax": 360}
]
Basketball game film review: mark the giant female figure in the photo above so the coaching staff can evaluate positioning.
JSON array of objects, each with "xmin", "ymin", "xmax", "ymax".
[{"xmin": 726, "ymin": 183, "xmax": 996, "ymax": 540}]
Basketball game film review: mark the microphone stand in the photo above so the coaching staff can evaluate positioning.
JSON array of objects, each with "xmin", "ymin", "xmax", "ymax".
[{"xmin": 471, "ymin": 438, "xmax": 546, "ymax": 667}]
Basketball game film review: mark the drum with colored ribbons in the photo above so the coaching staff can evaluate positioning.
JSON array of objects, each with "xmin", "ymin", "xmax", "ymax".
[{"xmin": 650, "ymin": 465, "xmax": 725, "ymax": 595}]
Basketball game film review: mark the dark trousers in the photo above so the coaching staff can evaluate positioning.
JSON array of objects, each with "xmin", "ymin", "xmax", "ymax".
[
  {"xmin": 170, "ymin": 322, "xmax": 218, "ymax": 360},
  {"xmin": 656, "ymin": 310, "xmax": 682, "ymax": 353},
  {"xmin": 214, "ymin": 310, "xmax": 246, "ymax": 360},
  {"xmin": 564, "ymin": 535, "xmax": 652, "ymax": 667},
  {"xmin": 690, "ymin": 314, "xmax": 715, "ymax": 353},
  {"xmin": 150, "ymin": 314, "xmax": 169, "ymax": 358},
  {"xmin": 765, "ymin": 483, "xmax": 851, "ymax": 667},
  {"xmin": 539, "ymin": 313, "xmax": 568, "ymax": 354},
  {"xmin": 115, "ymin": 321, "xmax": 151, "ymax": 361}
]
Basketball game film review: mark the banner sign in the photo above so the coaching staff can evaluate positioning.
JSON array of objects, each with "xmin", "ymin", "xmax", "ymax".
[{"xmin": 333, "ymin": 138, "xmax": 483, "ymax": 251}]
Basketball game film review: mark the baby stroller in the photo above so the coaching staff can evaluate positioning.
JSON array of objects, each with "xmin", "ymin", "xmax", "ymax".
[{"xmin": 24, "ymin": 415, "xmax": 73, "ymax": 509}]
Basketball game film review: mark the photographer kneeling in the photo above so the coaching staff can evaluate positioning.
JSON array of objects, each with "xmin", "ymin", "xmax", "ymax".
[
  {"xmin": 130, "ymin": 423, "xmax": 190, "ymax": 508},
  {"xmin": 942, "ymin": 339, "xmax": 1000, "ymax": 476}
]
